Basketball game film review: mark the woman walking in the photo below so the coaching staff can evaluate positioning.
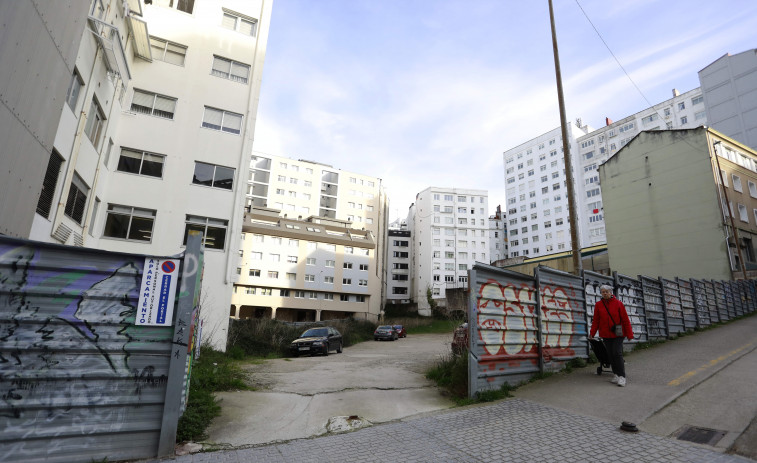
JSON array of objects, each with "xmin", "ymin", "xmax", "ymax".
[{"xmin": 590, "ymin": 285, "xmax": 634, "ymax": 387}]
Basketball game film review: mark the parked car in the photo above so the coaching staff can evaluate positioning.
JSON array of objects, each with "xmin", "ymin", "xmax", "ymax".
[
  {"xmin": 374, "ymin": 325, "xmax": 398, "ymax": 341},
  {"xmin": 289, "ymin": 326, "xmax": 343, "ymax": 356},
  {"xmin": 451, "ymin": 323, "xmax": 468, "ymax": 354},
  {"xmin": 392, "ymin": 325, "xmax": 407, "ymax": 338}
]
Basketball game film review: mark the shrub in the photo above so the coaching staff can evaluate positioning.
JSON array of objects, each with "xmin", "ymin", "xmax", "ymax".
[{"xmin": 426, "ymin": 350, "xmax": 468, "ymax": 399}]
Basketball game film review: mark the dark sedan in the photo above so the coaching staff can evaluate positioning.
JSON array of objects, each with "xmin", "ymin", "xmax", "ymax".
[
  {"xmin": 374, "ymin": 325, "xmax": 398, "ymax": 341},
  {"xmin": 289, "ymin": 327, "xmax": 343, "ymax": 356}
]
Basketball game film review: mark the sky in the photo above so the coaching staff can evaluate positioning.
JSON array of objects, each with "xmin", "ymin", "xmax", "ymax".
[{"xmin": 251, "ymin": 0, "xmax": 757, "ymax": 223}]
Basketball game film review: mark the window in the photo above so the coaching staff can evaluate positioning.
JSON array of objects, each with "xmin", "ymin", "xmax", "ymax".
[
  {"xmin": 695, "ymin": 111, "xmax": 706, "ymax": 121},
  {"xmin": 270, "ymin": 254, "xmax": 280, "ymax": 262},
  {"xmin": 305, "ymin": 274, "xmax": 314, "ymax": 282},
  {"xmin": 202, "ymin": 107, "xmax": 243, "ymax": 134},
  {"xmin": 324, "ymin": 276, "xmax": 334, "ymax": 284},
  {"xmin": 732, "ymin": 174, "xmax": 743, "ymax": 192},
  {"xmin": 343, "ymin": 278, "xmax": 352, "ymax": 285},
  {"xmin": 738, "ymin": 204, "xmax": 749, "ymax": 223},
  {"xmin": 692, "ymin": 95, "xmax": 704, "ymax": 105},
  {"xmin": 183, "ymin": 215, "xmax": 228, "ymax": 250},
  {"xmin": 251, "ymin": 252, "xmax": 262, "ymax": 260},
  {"xmin": 678, "ymin": 102, "xmax": 686, "ymax": 110},
  {"xmin": 84, "ymin": 98, "xmax": 106, "ymax": 146},
  {"xmin": 249, "ymin": 269, "xmax": 260, "ymax": 277},
  {"xmin": 359, "ymin": 279, "xmax": 368, "ymax": 286},
  {"xmin": 221, "ymin": 9, "xmax": 257, "ymax": 36},
  {"xmin": 117, "ymin": 148, "xmax": 164, "ymax": 178},
  {"xmin": 445, "ymin": 275, "xmax": 454, "ymax": 283},
  {"xmin": 36, "ymin": 151, "xmax": 64, "ymax": 218},
  {"xmin": 749, "ymin": 181, "xmax": 757, "ymax": 198},
  {"xmin": 680, "ymin": 116, "xmax": 688, "ymax": 125},
  {"xmin": 211, "ymin": 56, "xmax": 250, "ymax": 83},
  {"xmin": 287, "ymin": 255, "xmax": 298, "ymax": 263},
  {"xmin": 103, "ymin": 205, "xmax": 155, "ymax": 242},
  {"xmin": 65, "ymin": 71, "xmax": 83, "ymax": 110},
  {"xmin": 556, "ymin": 218, "xmax": 564, "ymax": 225},
  {"xmin": 131, "ymin": 89, "xmax": 176, "ymax": 119},
  {"xmin": 343, "ymin": 262, "xmax": 353, "ymax": 269},
  {"xmin": 340, "ymin": 294, "xmax": 350, "ymax": 302},
  {"xmin": 64, "ymin": 173, "xmax": 89, "ymax": 224},
  {"xmin": 192, "ymin": 161, "xmax": 234, "ymax": 190},
  {"xmin": 149, "ymin": 37, "xmax": 187, "ymax": 65},
  {"xmin": 326, "ymin": 260, "xmax": 335, "ymax": 267}
]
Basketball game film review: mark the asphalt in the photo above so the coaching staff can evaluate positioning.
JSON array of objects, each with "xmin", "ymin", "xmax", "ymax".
[{"xmin": 139, "ymin": 314, "xmax": 757, "ymax": 463}]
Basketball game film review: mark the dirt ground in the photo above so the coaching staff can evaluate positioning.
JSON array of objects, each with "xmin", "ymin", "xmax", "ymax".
[{"xmin": 203, "ymin": 333, "xmax": 456, "ymax": 447}]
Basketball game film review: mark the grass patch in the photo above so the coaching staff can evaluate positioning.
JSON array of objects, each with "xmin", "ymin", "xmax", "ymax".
[
  {"xmin": 176, "ymin": 348, "xmax": 251, "ymax": 442},
  {"xmin": 404, "ymin": 318, "xmax": 458, "ymax": 334}
]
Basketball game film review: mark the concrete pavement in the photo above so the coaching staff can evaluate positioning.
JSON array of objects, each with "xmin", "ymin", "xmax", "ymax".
[{"xmin": 138, "ymin": 315, "xmax": 757, "ymax": 462}]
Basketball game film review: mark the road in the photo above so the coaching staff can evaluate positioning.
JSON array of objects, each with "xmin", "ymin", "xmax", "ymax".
[{"xmin": 203, "ymin": 333, "xmax": 455, "ymax": 447}]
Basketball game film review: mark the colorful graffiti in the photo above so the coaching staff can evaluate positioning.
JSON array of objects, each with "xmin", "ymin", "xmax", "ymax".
[
  {"xmin": 476, "ymin": 279, "xmax": 538, "ymax": 357},
  {"xmin": 0, "ymin": 242, "xmax": 173, "ymax": 462},
  {"xmin": 539, "ymin": 284, "xmax": 578, "ymax": 361}
]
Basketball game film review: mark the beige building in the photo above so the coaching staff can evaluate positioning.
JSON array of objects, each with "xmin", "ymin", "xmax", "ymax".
[
  {"xmin": 230, "ymin": 153, "xmax": 389, "ymax": 322},
  {"xmin": 599, "ymin": 127, "xmax": 757, "ymax": 280}
]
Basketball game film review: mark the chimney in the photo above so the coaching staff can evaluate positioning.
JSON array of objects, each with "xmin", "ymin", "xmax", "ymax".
[
  {"xmin": 672, "ymin": 88, "xmax": 680, "ymax": 97},
  {"xmin": 605, "ymin": 117, "xmax": 613, "ymax": 126}
]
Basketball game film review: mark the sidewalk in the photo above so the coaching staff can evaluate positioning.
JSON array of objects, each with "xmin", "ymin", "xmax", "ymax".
[
  {"xmin": 144, "ymin": 399, "xmax": 751, "ymax": 463},
  {"xmin": 141, "ymin": 315, "xmax": 757, "ymax": 463}
]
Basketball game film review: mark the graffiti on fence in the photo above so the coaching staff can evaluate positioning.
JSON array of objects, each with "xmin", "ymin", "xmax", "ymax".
[
  {"xmin": 476, "ymin": 279, "xmax": 537, "ymax": 357},
  {"xmin": 539, "ymin": 284, "xmax": 578, "ymax": 361}
]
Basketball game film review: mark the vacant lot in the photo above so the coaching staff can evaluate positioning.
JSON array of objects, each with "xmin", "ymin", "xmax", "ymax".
[{"xmin": 205, "ymin": 333, "xmax": 454, "ymax": 447}]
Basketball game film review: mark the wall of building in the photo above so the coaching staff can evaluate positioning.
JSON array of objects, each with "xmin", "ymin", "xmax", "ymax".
[
  {"xmin": 0, "ymin": 0, "xmax": 90, "ymax": 238},
  {"xmin": 385, "ymin": 227, "xmax": 412, "ymax": 304},
  {"xmin": 600, "ymin": 128, "xmax": 732, "ymax": 280},
  {"xmin": 699, "ymin": 49, "xmax": 757, "ymax": 150}
]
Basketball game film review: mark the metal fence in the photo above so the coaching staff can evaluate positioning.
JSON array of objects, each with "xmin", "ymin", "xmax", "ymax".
[
  {"xmin": 467, "ymin": 264, "xmax": 757, "ymax": 397},
  {"xmin": 0, "ymin": 234, "xmax": 204, "ymax": 463}
]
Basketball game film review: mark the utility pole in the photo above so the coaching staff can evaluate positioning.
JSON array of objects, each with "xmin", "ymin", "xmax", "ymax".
[{"xmin": 548, "ymin": 0, "xmax": 582, "ymax": 275}]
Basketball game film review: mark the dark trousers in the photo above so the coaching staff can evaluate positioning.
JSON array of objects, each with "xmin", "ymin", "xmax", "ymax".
[{"xmin": 603, "ymin": 337, "xmax": 626, "ymax": 378}]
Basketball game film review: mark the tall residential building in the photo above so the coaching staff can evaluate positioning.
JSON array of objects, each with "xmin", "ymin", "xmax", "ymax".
[
  {"xmin": 488, "ymin": 205, "xmax": 507, "ymax": 264},
  {"xmin": 503, "ymin": 87, "xmax": 705, "ymax": 258},
  {"xmin": 385, "ymin": 219, "xmax": 412, "ymax": 305},
  {"xmin": 231, "ymin": 152, "xmax": 389, "ymax": 322},
  {"xmin": 409, "ymin": 187, "xmax": 489, "ymax": 313},
  {"xmin": 503, "ymin": 121, "xmax": 592, "ymax": 259},
  {"xmin": 0, "ymin": 0, "xmax": 273, "ymax": 349},
  {"xmin": 699, "ymin": 49, "xmax": 757, "ymax": 150}
]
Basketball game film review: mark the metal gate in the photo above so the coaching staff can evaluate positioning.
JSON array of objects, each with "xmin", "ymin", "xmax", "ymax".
[
  {"xmin": 691, "ymin": 279, "xmax": 712, "ymax": 327},
  {"xmin": 615, "ymin": 273, "xmax": 647, "ymax": 343},
  {"xmin": 0, "ymin": 234, "xmax": 203, "ymax": 463},
  {"xmin": 582, "ymin": 270, "xmax": 613, "ymax": 336},
  {"xmin": 676, "ymin": 278, "xmax": 698, "ymax": 331},
  {"xmin": 660, "ymin": 278, "xmax": 684, "ymax": 336}
]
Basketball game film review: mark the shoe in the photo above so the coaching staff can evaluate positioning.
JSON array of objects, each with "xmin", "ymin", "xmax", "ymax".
[
  {"xmin": 611, "ymin": 374, "xmax": 619, "ymax": 384},
  {"xmin": 617, "ymin": 377, "xmax": 626, "ymax": 387}
]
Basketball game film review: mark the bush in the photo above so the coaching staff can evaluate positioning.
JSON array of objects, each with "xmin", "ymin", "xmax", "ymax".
[
  {"xmin": 426, "ymin": 350, "xmax": 469, "ymax": 398},
  {"xmin": 176, "ymin": 348, "xmax": 250, "ymax": 442}
]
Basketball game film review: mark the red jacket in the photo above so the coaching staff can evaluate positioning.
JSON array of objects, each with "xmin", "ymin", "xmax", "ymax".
[{"xmin": 590, "ymin": 296, "xmax": 634, "ymax": 340}]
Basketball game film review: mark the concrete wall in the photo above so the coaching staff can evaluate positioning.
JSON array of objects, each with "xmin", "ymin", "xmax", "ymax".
[
  {"xmin": 0, "ymin": 0, "xmax": 90, "ymax": 237},
  {"xmin": 599, "ymin": 129, "xmax": 731, "ymax": 279}
]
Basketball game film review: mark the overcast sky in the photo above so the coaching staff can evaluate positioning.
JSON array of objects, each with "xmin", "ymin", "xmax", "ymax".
[{"xmin": 251, "ymin": 0, "xmax": 757, "ymax": 222}]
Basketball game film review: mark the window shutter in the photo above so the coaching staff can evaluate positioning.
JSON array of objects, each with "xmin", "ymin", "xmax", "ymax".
[
  {"xmin": 153, "ymin": 95, "xmax": 176, "ymax": 118},
  {"xmin": 36, "ymin": 151, "xmax": 64, "ymax": 218},
  {"xmin": 222, "ymin": 112, "xmax": 242, "ymax": 133},
  {"xmin": 203, "ymin": 107, "xmax": 223, "ymax": 129},
  {"xmin": 221, "ymin": 13, "xmax": 236, "ymax": 30},
  {"xmin": 239, "ymin": 18, "xmax": 255, "ymax": 36},
  {"xmin": 212, "ymin": 56, "xmax": 231, "ymax": 76},
  {"xmin": 164, "ymin": 43, "xmax": 186, "ymax": 65},
  {"xmin": 230, "ymin": 62, "xmax": 249, "ymax": 82}
]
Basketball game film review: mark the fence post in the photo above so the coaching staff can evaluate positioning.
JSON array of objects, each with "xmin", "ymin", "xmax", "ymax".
[
  {"xmin": 658, "ymin": 277, "xmax": 672, "ymax": 339},
  {"xmin": 157, "ymin": 231, "xmax": 204, "ymax": 456},
  {"xmin": 582, "ymin": 270, "xmax": 592, "ymax": 356}
]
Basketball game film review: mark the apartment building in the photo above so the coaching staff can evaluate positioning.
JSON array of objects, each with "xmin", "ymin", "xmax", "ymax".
[
  {"xmin": 0, "ymin": 0, "xmax": 273, "ymax": 349},
  {"xmin": 503, "ymin": 121, "xmax": 592, "ymax": 259},
  {"xmin": 488, "ymin": 205, "xmax": 507, "ymax": 263},
  {"xmin": 409, "ymin": 187, "xmax": 489, "ymax": 313},
  {"xmin": 385, "ymin": 220, "xmax": 412, "ymax": 305},
  {"xmin": 699, "ymin": 49, "xmax": 757, "ymax": 150},
  {"xmin": 231, "ymin": 152, "xmax": 389, "ymax": 322},
  {"xmin": 601, "ymin": 127, "xmax": 757, "ymax": 280},
  {"xmin": 574, "ymin": 88, "xmax": 705, "ymax": 247}
]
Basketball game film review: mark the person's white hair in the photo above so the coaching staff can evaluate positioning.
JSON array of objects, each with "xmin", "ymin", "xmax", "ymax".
[{"xmin": 599, "ymin": 284, "xmax": 613, "ymax": 292}]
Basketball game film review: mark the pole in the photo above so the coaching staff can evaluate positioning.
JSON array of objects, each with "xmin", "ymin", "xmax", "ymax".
[{"xmin": 548, "ymin": 0, "xmax": 582, "ymax": 275}]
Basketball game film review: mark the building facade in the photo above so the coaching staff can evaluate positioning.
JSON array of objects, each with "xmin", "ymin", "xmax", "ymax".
[
  {"xmin": 231, "ymin": 152, "xmax": 389, "ymax": 322},
  {"xmin": 503, "ymin": 120, "xmax": 592, "ymax": 259},
  {"xmin": 409, "ymin": 187, "xmax": 489, "ymax": 313},
  {"xmin": 385, "ymin": 220, "xmax": 413, "ymax": 305},
  {"xmin": 1, "ymin": 0, "xmax": 273, "ymax": 349},
  {"xmin": 488, "ymin": 205, "xmax": 507, "ymax": 263},
  {"xmin": 699, "ymin": 49, "xmax": 757, "ymax": 151},
  {"xmin": 600, "ymin": 127, "xmax": 757, "ymax": 280}
]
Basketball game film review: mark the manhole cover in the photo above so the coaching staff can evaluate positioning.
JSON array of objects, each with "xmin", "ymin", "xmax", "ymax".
[{"xmin": 675, "ymin": 426, "xmax": 726, "ymax": 446}]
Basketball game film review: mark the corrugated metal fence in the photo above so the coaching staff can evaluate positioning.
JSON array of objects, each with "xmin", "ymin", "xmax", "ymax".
[
  {"xmin": 0, "ymin": 234, "xmax": 203, "ymax": 463},
  {"xmin": 467, "ymin": 263, "xmax": 757, "ymax": 397}
]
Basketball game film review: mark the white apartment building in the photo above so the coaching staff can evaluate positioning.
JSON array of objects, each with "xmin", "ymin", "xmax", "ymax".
[
  {"xmin": 232, "ymin": 152, "xmax": 389, "ymax": 321},
  {"xmin": 574, "ymin": 88, "xmax": 705, "ymax": 247},
  {"xmin": 409, "ymin": 187, "xmax": 489, "ymax": 313},
  {"xmin": 0, "ymin": 0, "xmax": 273, "ymax": 349},
  {"xmin": 385, "ymin": 220, "xmax": 412, "ymax": 305},
  {"xmin": 503, "ymin": 120, "xmax": 593, "ymax": 258},
  {"xmin": 488, "ymin": 205, "xmax": 507, "ymax": 264}
]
